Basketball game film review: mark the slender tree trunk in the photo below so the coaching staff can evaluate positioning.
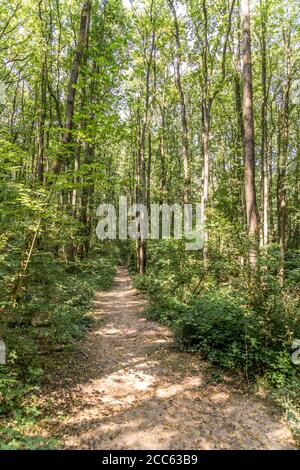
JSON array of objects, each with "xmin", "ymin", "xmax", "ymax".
[
  {"xmin": 169, "ymin": 0, "xmax": 190, "ymax": 204},
  {"xmin": 233, "ymin": 12, "xmax": 246, "ymax": 229},
  {"xmin": 278, "ymin": 28, "xmax": 291, "ymax": 285},
  {"xmin": 157, "ymin": 98, "xmax": 167, "ymax": 203},
  {"xmin": 294, "ymin": 116, "xmax": 300, "ymax": 248},
  {"xmin": 53, "ymin": 0, "xmax": 91, "ymax": 174},
  {"xmin": 201, "ymin": 100, "xmax": 210, "ymax": 261},
  {"xmin": 159, "ymin": 139, "xmax": 166, "ymax": 203},
  {"xmin": 37, "ymin": 62, "xmax": 47, "ymax": 183},
  {"xmin": 200, "ymin": 0, "xmax": 210, "ymax": 262},
  {"xmin": 136, "ymin": 26, "xmax": 155, "ymax": 274},
  {"xmin": 268, "ymin": 103, "xmax": 275, "ymax": 242},
  {"xmin": 147, "ymin": 132, "xmax": 152, "ymax": 213},
  {"xmin": 241, "ymin": 0, "xmax": 259, "ymax": 267},
  {"xmin": 260, "ymin": 1, "xmax": 269, "ymax": 246}
]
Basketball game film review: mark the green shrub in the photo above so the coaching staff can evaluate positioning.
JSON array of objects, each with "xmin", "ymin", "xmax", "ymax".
[
  {"xmin": 50, "ymin": 304, "xmax": 92, "ymax": 344},
  {"xmin": 0, "ymin": 248, "xmax": 117, "ymax": 450},
  {"xmin": 134, "ymin": 240, "xmax": 300, "ymax": 387}
]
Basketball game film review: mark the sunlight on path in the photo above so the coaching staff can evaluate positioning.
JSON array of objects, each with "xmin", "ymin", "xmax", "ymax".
[{"xmin": 46, "ymin": 267, "xmax": 296, "ymax": 450}]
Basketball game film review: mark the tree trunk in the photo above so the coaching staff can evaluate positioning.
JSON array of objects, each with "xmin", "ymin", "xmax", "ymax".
[
  {"xmin": 147, "ymin": 132, "xmax": 152, "ymax": 213},
  {"xmin": 53, "ymin": 0, "xmax": 91, "ymax": 174},
  {"xmin": 201, "ymin": 100, "xmax": 210, "ymax": 262},
  {"xmin": 136, "ymin": 24, "xmax": 155, "ymax": 274},
  {"xmin": 37, "ymin": 62, "xmax": 47, "ymax": 183},
  {"xmin": 278, "ymin": 27, "xmax": 291, "ymax": 285},
  {"xmin": 241, "ymin": 0, "xmax": 259, "ymax": 267},
  {"xmin": 169, "ymin": 0, "xmax": 190, "ymax": 204},
  {"xmin": 260, "ymin": 1, "xmax": 269, "ymax": 246}
]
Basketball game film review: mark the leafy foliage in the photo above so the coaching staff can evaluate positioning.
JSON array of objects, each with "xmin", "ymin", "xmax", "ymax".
[
  {"xmin": 0, "ymin": 249, "xmax": 117, "ymax": 448},
  {"xmin": 133, "ymin": 239, "xmax": 300, "ymax": 413}
]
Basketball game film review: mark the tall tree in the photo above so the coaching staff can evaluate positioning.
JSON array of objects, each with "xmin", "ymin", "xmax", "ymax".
[
  {"xmin": 241, "ymin": 0, "xmax": 259, "ymax": 266},
  {"xmin": 277, "ymin": 18, "xmax": 291, "ymax": 284},
  {"xmin": 53, "ymin": 0, "xmax": 91, "ymax": 175},
  {"xmin": 169, "ymin": 0, "xmax": 190, "ymax": 205},
  {"xmin": 259, "ymin": 0, "xmax": 269, "ymax": 247}
]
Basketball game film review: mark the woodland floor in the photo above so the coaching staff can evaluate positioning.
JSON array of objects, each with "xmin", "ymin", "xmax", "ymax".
[{"xmin": 41, "ymin": 267, "xmax": 297, "ymax": 450}]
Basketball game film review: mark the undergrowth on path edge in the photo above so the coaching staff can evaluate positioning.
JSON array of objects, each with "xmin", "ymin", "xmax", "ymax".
[{"xmin": 0, "ymin": 247, "xmax": 117, "ymax": 450}]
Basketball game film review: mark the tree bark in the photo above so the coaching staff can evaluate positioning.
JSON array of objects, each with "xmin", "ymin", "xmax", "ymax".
[
  {"xmin": 136, "ymin": 21, "xmax": 155, "ymax": 274},
  {"xmin": 260, "ymin": 0, "xmax": 269, "ymax": 246},
  {"xmin": 37, "ymin": 62, "xmax": 47, "ymax": 183},
  {"xmin": 201, "ymin": 99, "xmax": 210, "ymax": 261},
  {"xmin": 199, "ymin": 0, "xmax": 234, "ymax": 261},
  {"xmin": 169, "ymin": 0, "xmax": 190, "ymax": 205},
  {"xmin": 53, "ymin": 0, "xmax": 91, "ymax": 174},
  {"xmin": 241, "ymin": 0, "xmax": 259, "ymax": 266},
  {"xmin": 278, "ymin": 27, "xmax": 291, "ymax": 285}
]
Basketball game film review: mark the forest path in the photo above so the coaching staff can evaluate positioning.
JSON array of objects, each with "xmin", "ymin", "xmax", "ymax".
[{"xmin": 45, "ymin": 267, "xmax": 296, "ymax": 450}]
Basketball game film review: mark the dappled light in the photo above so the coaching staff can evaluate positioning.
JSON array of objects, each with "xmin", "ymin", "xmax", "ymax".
[
  {"xmin": 42, "ymin": 268, "xmax": 296, "ymax": 450},
  {"xmin": 0, "ymin": 0, "xmax": 299, "ymax": 452}
]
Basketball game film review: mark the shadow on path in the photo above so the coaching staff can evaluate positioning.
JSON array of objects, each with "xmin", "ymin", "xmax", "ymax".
[{"xmin": 43, "ymin": 267, "xmax": 296, "ymax": 450}]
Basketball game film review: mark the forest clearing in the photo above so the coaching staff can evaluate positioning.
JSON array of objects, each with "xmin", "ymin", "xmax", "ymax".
[{"xmin": 0, "ymin": 0, "xmax": 299, "ymax": 454}]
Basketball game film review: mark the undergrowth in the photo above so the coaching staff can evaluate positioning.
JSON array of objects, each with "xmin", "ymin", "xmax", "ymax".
[
  {"xmin": 132, "ymin": 239, "xmax": 300, "ymax": 439},
  {"xmin": 0, "ymin": 245, "xmax": 117, "ymax": 449}
]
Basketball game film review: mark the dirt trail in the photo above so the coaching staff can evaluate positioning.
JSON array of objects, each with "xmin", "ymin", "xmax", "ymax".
[{"xmin": 45, "ymin": 267, "xmax": 297, "ymax": 450}]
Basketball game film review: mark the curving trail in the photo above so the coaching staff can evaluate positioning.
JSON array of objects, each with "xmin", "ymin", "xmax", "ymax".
[{"xmin": 45, "ymin": 267, "xmax": 296, "ymax": 450}]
